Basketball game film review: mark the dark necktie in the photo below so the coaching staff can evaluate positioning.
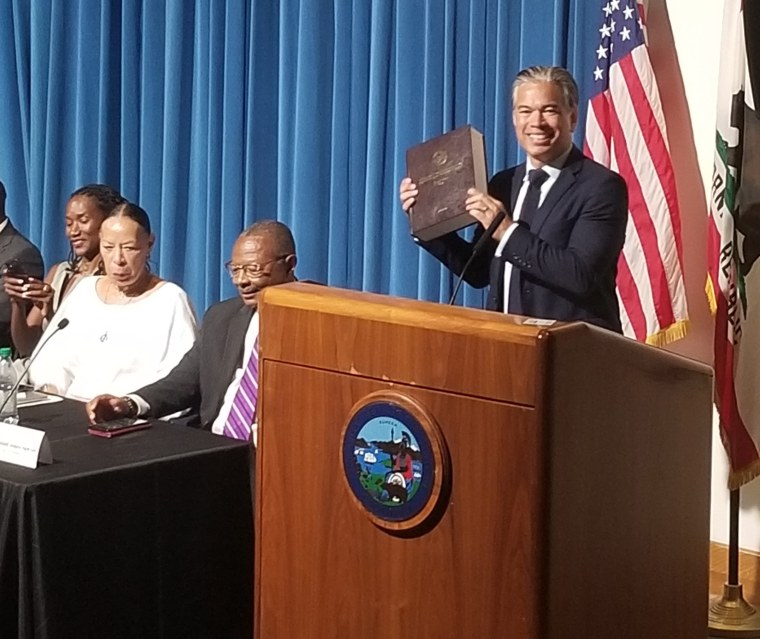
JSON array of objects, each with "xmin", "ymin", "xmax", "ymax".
[{"xmin": 519, "ymin": 168, "xmax": 550, "ymax": 227}]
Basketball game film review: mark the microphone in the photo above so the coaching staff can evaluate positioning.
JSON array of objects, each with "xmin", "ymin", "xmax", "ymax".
[
  {"xmin": 0, "ymin": 318, "xmax": 70, "ymax": 418},
  {"xmin": 448, "ymin": 211, "xmax": 506, "ymax": 305}
]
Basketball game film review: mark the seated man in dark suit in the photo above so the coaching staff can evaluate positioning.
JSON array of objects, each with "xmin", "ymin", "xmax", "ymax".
[
  {"xmin": 86, "ymin": 219, "xmax": 297, "ymax": 443},
  {"xmin": 0, "ymin": 180, "xmax": 45, "ymax": 350},
  {"xmin": 399, "ymin": 66, "xmax": 628, "ymax": 333}
]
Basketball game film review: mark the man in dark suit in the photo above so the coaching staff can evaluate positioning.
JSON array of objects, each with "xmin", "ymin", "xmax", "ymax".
[
  {"xmin": 0, "ymin": 180, "xmax": 45, "ymax": 350},
  {"xmin": 86, "ymin": 220, "xmax": 297, "ymax": 441},
  {"xmin": 400, "ymin": 66, "xmax": 628, "ymax": 332}
]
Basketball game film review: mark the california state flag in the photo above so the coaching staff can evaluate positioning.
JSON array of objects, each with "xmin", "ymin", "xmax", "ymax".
[{"xmin": 708, "ymin": 0, "xmax": 760, "ymax": 488}]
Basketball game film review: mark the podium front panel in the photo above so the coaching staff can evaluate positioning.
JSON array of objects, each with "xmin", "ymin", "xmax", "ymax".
[{"xmin": 256, "ymin": 363, "xmax": 545, "ymax": 639}]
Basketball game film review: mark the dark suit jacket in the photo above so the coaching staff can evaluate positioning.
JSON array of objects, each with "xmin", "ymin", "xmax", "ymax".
[
  {"xmin": 136, "ymin": 297, "xmax": 254, "ymax": 429},
  {"xmin": 420, "ymin": 146, "xmax": 628, "ymax": 332},
  {"xmin": 0, "ymin": 219, "xmax": 45, "ymax": 349}
]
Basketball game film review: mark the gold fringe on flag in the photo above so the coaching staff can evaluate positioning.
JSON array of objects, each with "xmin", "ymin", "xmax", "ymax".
[
  {"xmin": 706, "ymin": 276, "xmax": 718, "ymax": 315},
  {"xmin": 644, "ymin": 320, "xmax": 690, "ymax": 347},
  {"xmin": 728, "ymin": 459, "xmax": 760, "ymax": 490},
  {"xmin": 717, "ymin": 412, "xmax": 760, "ymax": 490}
]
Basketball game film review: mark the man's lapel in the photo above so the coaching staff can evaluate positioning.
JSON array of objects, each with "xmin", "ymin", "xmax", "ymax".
[
  {"xmin": 530, "ymin": 147, "xmax": 584, "ymax": 233},
  {"xmin": 219, "ymin": 302, "xmax": 254, "ymax": 387},
  {"xmin": 510, "ymin": 165, "xmax": 526, "ymax": 212},
  {"xmin": 0, "ymin": 220, "xmax": 15, "ymax": 251}
]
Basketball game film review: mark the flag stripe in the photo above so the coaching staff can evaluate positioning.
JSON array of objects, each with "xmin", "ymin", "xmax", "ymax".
[
  {"xmin": 611, "ymin": 59, "xmax": 682, "ymax": 328},
  {"xmin": 616, "ymin": 252, "xmax": 647, "ymax": 341},
  {"xmin": 713, "ymin": 291, "xmax": 758, "ymax": 471},
  {"xmin": 624, "ymin": 51, "xmax": 685, "ymax": 264},
  {"xmin": 606, "ymin": 92, "xmax": 676, "ymax": 328},
  {"xmin": 621, "ymin": 216, "xmax": 659, "ymax": 335},
  {"xmin": 585, "ymin": 95, "xmax": 612, "ymax": 164}
]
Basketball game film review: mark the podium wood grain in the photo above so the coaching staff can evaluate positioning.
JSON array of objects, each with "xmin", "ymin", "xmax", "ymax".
[
  {"xmin": 258, "ymin": 367, "xmax": 542, "ymax": 637},
  {"xmin": 256, "ymin": 283, "xmax": 713, "ymax": 639}
]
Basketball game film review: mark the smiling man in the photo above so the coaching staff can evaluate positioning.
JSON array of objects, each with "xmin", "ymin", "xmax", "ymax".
[
  {"xmin": 87, "ymin": 220, "xmax": 297, "ymax": 442},
  {"xmin": 400, "ymin": 66, "xmax": 628, "ymax": 332}
]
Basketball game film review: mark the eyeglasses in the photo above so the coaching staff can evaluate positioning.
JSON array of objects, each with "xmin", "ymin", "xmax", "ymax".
[{"xmin": 225, "ymin": 255, "xmax": 289, "ymax": 280}]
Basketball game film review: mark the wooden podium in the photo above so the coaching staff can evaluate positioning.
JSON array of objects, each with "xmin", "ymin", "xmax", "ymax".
[{"xmin": 256, "ymin": 283, "xmax": 712, "ymax": 639}]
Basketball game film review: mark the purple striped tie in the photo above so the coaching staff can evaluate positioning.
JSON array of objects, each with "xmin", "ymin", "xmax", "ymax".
[{"xmin": 223, "ymin": 337, "xmax": 259, "ymax": 441}]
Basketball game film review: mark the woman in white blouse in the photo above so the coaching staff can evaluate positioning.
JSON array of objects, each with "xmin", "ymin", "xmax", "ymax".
[{"xmin": 28, "ymin": 202, "xmax": 197, "ymax": 401}]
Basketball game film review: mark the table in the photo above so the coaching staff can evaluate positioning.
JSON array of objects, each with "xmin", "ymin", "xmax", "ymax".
[{"xmin": 0, "ymin": 399, "xmax": 254, "ymax": 639}]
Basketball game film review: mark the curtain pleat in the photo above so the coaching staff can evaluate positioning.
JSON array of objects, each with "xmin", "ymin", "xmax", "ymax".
[{"xmin": 0, "ymin": 0, "xmax": 593, "ymax": 315}]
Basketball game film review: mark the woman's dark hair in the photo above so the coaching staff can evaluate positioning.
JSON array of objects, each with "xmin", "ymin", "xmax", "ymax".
[
  {"xmin": 106, "ymin": 202, "xmax": 152, "ymax": 235},
  {"xmin": 70, "ymin": 184, "xmax": 126, "ymax": 216},
  {"xmin": 66, "ymin": 184, "xmax": 126, "ymax": 270}
]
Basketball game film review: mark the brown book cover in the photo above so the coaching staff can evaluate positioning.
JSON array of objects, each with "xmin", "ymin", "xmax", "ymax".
[{"xmin": 405, "ymin": 125, "xmax": 488, "ymax": 241}]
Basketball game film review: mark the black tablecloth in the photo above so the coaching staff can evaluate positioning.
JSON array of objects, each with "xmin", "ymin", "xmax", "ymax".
[{"xmin": 0, "ymin": 399, "xmax": 254, "ymax": 639}]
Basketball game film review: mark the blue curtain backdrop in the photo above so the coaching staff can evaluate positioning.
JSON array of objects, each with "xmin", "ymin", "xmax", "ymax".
[{"xmin": 0, "ymin": 0, "xmax": 598, "ymax": 315}]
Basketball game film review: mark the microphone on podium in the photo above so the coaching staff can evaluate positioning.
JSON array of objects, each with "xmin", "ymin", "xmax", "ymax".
[
  {"xmin": 0, "ymin": 318, "xmax": 71, "ymax": 417},
  {"xmin": 448, "ymin": 211, "xmax": 506, "ymax": 306}
]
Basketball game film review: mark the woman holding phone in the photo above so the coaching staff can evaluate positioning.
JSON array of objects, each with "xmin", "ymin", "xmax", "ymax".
[{"xmin": 2, "ymin": 184, "xmax": 125, "ymax": 355}]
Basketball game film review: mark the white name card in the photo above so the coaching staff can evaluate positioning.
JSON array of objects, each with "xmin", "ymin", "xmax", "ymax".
[
  {"xmin": 522, "ymin": 318, "xmax": 557, "ymax": 327},
  {"xmin": 0, "ymin": 422, "xmax": 52, "ymax": 469}
]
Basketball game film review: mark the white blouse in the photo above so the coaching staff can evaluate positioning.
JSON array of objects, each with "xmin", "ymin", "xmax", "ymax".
[{"xmin": 28, "ymin": 276, "xmax": 197, "ymax": 401}]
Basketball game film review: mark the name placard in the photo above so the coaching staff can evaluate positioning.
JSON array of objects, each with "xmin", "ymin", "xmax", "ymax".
[
  {"xmin": 0, "ymin": 422, "xmax": 52, "ymax": 469},
  {"xmin": 522, "ymin": 318, "xmax": 557, "ymax": 327}
]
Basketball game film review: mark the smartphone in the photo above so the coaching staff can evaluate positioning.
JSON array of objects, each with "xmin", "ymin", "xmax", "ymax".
[
  {"xmin": 88, "ymin": 418, "xmax": 151, "ymax": 438},
  {"xmin": 2, "ymin": 258, "xmax": 29, "ymax": 278}
]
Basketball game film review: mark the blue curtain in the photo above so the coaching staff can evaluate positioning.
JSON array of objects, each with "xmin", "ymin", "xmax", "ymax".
[{"xmin": 0, "ymin": 0, "xmax": 598, "ymax": 315}]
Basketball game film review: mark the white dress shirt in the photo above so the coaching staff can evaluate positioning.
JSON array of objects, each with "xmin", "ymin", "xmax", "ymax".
[{"xmin": 493, "ymin": 146, "xmax": 572, "ymax": 313}]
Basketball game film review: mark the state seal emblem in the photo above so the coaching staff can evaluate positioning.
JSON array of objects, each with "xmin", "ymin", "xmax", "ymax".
[{"xmin": 341, "ymin": 391, "xmax": 449, "ymax": 533}]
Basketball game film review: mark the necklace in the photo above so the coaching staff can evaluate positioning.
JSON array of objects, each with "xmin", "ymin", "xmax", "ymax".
[
  {"xmin": 99, "ymin": 276, "xmax": 146, "ymax": 342},
  {"xmin": 106, "ymin": 280, "xmax": 138, "ymax": 304},
  {"xmin": 104, "ymin": 271, "xmax": 155, "ymax": 302}
]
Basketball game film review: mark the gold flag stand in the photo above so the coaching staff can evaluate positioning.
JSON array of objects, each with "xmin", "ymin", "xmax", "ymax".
[{"xmin": 709, "ymin": 489, "xmax": 760, "ymax": 637}]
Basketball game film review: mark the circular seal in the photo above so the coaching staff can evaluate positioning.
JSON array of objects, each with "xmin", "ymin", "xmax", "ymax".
[
  {"xmin": 432, "ymin": 150, "xmax": 448, "ymax": 166},
  {"xmin": 341, "ymin": 391, "xmax": 449, "ymax": 532}
]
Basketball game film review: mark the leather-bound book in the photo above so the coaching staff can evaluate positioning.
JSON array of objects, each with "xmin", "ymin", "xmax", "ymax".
[{"xmin": 405, "ymin": 125, "xmax": 488, "ymax": 241}]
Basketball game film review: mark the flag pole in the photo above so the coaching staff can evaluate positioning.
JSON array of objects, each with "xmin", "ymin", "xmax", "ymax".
[{"xmin": 708, "ymin": 488, "xmax": 760, "ymax": 636}]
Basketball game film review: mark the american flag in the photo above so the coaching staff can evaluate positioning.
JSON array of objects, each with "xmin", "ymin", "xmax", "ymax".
[{"xmin": 583, "ymin": 0, "xmax": 688, "ymax": 345}]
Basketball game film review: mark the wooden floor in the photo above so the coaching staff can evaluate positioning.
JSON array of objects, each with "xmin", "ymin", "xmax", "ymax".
[
  {"xmin": 708, "ymin": 543, "xmax": 760, "ymax": 637},
  {"xmin": 710, "ymin": 543, "xmax": 760, "ymax": 603}
]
